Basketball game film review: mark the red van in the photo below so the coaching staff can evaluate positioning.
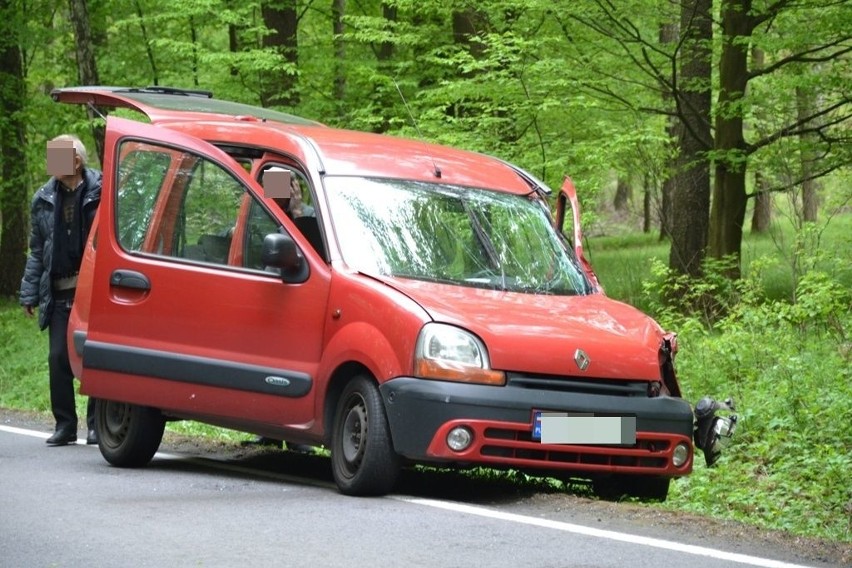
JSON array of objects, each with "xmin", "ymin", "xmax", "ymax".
[{"xmin": 57, "ymin": 86, "xmax": 734, "ymax": 500}]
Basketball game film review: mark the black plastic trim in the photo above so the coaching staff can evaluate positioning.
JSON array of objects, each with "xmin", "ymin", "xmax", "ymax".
[
  {"xmin": 110, "ymin": 269, "xmax": 150, "ymax": 290},
  {"xmin": 380, "ymin": 377, "xmax": 693, "ymax": 458},
  {"xmin": 83, "ymin": 340, "xmax": 312, "ymax": 397},
  {"xmin": 72, "ymin": 330, "xmax": 87, "ymax": 357}
]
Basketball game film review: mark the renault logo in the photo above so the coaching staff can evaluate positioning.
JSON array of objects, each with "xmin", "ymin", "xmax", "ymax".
[{"xmin": 574, "ymin": 349, "xmax": 590, "ymax": 371}]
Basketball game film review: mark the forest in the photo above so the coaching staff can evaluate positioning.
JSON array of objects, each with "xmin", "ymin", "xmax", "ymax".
[
  {"xmin": 0, "ymin": 0, "xmax": 850, "ymax": 543},
  {"xmin": 1, "ymin": 0, "xmax": 849, "ymax": 294}
]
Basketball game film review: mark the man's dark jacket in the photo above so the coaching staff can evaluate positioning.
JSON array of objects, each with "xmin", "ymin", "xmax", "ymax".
[{"xmin": 19, "ymin": 168, "xmax": 102, "ymax": 330}]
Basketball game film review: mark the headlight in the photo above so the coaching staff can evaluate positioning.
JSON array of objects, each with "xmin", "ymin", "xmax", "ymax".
[
  {"xmin": 414, "ymin": 323, "xmax": 505, "ymax": 385},
  {"xmin": 694, "ymin": 396, "xmax": 738, "ymax": 466}
]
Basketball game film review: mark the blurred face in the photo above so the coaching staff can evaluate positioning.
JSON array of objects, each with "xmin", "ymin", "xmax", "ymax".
[
  {"xmin": 46, "ymin": 140, "xmax": 82, "ymax": 188},
  {"xmin": 263, "ymin": 168, "xmax": 303, "ymax": 216},
  {"xmin": 57, "ymin": 155, "xmax": 83, "ymax": 189}
]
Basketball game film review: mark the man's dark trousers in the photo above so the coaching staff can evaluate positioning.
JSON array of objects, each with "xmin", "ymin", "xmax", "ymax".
[{"xmin": 48, "ymin": 299, "xmax": 95, "ymax": 433}]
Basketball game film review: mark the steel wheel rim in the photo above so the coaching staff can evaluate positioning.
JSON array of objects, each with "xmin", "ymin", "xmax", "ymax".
[
  {"xmin": 102, "ymin": 402, "xmax": 132, "ymax": 449},
  {"xmin": 341, "ymin": 394, "xmax": 368, "ymax": 471}
]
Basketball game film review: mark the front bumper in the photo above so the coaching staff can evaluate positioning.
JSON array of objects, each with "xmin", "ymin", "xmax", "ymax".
[{"xmin": 380, "ymin": 377, "xmax": 695, "ymax": 478}]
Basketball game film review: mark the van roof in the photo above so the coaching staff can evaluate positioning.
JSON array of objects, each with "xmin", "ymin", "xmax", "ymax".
[{"xmin": 52, "ymin": 86, "xmax": 536, "ymax": 193}]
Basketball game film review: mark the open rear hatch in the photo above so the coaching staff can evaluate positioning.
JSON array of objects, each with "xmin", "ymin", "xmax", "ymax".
[{"xmin": 51, "ymin": 86, "xmax": 321, "ymax": 126}]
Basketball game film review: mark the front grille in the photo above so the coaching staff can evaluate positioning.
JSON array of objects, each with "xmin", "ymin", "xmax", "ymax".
[
  {"xmin": 506, "ymin": 373, "xmax": 650, "ymax": 397},
  {"xmin": 479, "ymin": 424, "xmax": 672, "ymax": 472}
]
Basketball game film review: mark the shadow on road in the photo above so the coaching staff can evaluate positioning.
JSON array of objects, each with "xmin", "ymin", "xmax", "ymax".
[{"xmin": 152, "ymin": 436, "xmax": 592, "ymax": 505}]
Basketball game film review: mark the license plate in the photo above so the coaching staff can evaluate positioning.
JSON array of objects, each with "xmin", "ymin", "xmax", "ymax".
[{"xmin": 532, "ymin": 412, "xmax": 636, "ymax": 445}]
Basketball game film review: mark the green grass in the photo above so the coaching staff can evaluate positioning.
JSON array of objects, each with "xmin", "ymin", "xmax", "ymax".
[
  {"xmin": 588, "ymin": 210, "xmax": 852, "ymax": 309},
  {"xmin": 0, "ymin": 303, "xmax": 51, "ymax": 413},
  {"xmin": 585, "ymin": 231, "xmax": 668, "ymax": 310}
]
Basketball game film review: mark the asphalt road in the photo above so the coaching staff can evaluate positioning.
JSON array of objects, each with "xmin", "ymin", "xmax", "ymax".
[{"xmin": 1, "ymin": 410, "xmax": 847, "ymax": 568}]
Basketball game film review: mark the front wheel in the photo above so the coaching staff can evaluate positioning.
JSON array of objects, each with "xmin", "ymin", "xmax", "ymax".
[
  {"xmin": 330, "ymin": 375, "xmax": 400, "ymax": 496},
  {"xmin": 96, "ymin": 400, "xmax": 165, "ymax": 468}
]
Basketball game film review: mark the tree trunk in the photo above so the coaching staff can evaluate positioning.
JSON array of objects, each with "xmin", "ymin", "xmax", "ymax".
[
  {"xmin": 751, "ymin": 172, "xmax": 772, "ymax": 233},
  {"xmin": 658, "ymin": 19, "xmax": 678, "ymax": 241},
  {"xmin": 228, "ymin": 17, "xmax": 240, "ymax": 77},
  {"xmin": 749, "ymin": 47, "xmax": 771, "ymax": 234},
  {"xmin": 378, "ymin": 3, "xmax": 396, "ymax": 62},
  {"xmin": 660, "ymin": 122, "xmax": 676, "ymax": 241},
  {"xmin": 68, "ymin": 0, "xmax": 99, "ymax": 86},
  {"xmin": 613, "ymin": 177, "xmax": 631, "ymax": 211},
  {"xmin": 643, "ymin": 174, "xmax": 652, "ymax": 234},
  {"xmin": 668, "ymin": 0, "xmax": 712, "ymax": 278},
  {"xmin": 452, "ymin": 8, "xmax": 487, "ymax": 62},
  {"xmin": 370, "ymin": 3, "xmax": 398, "ymax": 133},
  {"xmin": 259, "ymin": 0, "xmax": 298, "ymax": 108},
  {"xmin": 68, "ymin": 0, "xmax": 104, "ymax": 164},
  {"xmin": 0, "ymin": 0, "xmax": 29, "ymax": 296},
  {"xmin": 708, "ymin": 0, "xmax": 754, "ymax": 278},
  {"xmin": 133, "ymin": 0, "xmax": 158, "ymax": 85},
  {"xmin": 449, "ymin": 8, "xmax": 489, "ymax": 123},
  {"xmin": 189, "ymin": 16, "xmax": 200, "ymax": 87},
  {"xmin": 796, "ymin": 86, "xmax": 820, "ymax": 223}
]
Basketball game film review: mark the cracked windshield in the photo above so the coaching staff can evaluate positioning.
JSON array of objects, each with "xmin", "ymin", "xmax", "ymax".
[{"xmin": 326, "ymin": 178, "xmax": 591, "ymax": 295}]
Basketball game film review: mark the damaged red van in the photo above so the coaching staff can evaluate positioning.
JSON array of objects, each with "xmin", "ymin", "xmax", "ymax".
[{"xmin": 56, "ymin": 86, "xmax": 735, "ymax": 500}]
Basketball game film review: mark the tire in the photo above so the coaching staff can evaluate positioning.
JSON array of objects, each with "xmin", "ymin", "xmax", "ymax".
[
  {"xmin": 330, "ymin": 375, "xmax": 400, "ymax": 496},
  {"xmin": 593, "ymin": 475, "xmax": 671, "ymax": 502},
  {"xmin": 96, "ymin": 399, "xmax": 165, "ymax": 468}
]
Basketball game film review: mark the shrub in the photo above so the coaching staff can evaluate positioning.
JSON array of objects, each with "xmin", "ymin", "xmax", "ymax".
[{"xmin": 645, "ymin": 261, "xmax": 852, "ymax": 541}]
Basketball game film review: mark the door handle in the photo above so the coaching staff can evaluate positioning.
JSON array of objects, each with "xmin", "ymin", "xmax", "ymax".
[{"xmin": 110, "ymin": 269, "xmax": 150, "ymax": 290}]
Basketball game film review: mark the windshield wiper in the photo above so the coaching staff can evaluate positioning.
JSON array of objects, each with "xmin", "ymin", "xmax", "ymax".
[{"xmin": 462, "ymin": 201, "xmax": 506, "ymax": 291}]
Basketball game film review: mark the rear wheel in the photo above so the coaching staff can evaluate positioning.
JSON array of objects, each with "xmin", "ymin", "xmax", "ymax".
[
  {"xmin": 96, "ymin": 400, "xmax": 165, "ymax": 468},
  {"xmin": 330, "ymin": 375, "xmax": 400, "ymax": 496},
  {"xmin": 593, "ymin": 475, "xmax": 671, "ymax": 502}
]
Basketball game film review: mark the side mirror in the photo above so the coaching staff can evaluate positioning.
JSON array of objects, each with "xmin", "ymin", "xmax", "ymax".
[{"xmin": 261, "ymin": 233, "xmax": 309, "ymax": 283}]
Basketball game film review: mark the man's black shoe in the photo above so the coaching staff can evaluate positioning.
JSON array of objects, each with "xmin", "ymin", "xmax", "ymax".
[
  {"xmin": 240, "ymin": 436, "xmax": 283, "ymax": 449},
  {"xmin": 46, "ymin": 430, "xmax": 77, "ymax": 446},
  {"xmin": 86, "ymin": 429, "xmax": 98, "ymax": 445}
]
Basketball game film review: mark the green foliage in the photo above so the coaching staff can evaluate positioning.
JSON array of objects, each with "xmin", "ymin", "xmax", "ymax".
[
  {"xmin": 583, "ymin": 208, "xmax": 852, "ymax": 541},
  {"xmin": 592, "ymin": 209, "xmax": 852, "ymax": 313},
  {"xmin": 667, "ymin": 275, "xmax": 851, "ymax": 541},
  {"xmin": 631, "ymin": 246, "xmax": 852, "ymax": 541}
]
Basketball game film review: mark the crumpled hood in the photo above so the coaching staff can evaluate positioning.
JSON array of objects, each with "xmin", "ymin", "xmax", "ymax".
[{"xmin": 383, "ymin": 278, "xmax": 665, "ymax": 381}]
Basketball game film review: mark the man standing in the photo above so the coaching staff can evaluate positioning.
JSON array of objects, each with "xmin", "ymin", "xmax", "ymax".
[{"xmin": 20, "ymin": 135, "xmax": 102, "ymax": 446}]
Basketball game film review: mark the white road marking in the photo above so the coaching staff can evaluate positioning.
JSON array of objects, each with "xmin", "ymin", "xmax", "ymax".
[
  {"xmin": 392, "ymin": 496, "xmax": 817, "ymax": 568},
  {"xmin": 1, "ymin": 424, "xmax": 818, "ymax": 567},
  {"xmin": 0, "ymin": 424, "xmax": 88, "ymax": 444}
]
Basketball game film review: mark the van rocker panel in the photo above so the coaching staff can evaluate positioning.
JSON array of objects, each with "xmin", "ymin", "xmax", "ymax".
[
  {"xmin": 83, "ymin": 340, "xmax": 312, "ymax": 397},
  {"xmin": 379, "ymin": 377, "xmax": 693, "ymax": 458}
]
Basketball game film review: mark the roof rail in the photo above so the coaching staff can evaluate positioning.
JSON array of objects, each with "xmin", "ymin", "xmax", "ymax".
[{"xmin": 127, "ymin": 86, "xmax": 214, "ymax": 98}]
